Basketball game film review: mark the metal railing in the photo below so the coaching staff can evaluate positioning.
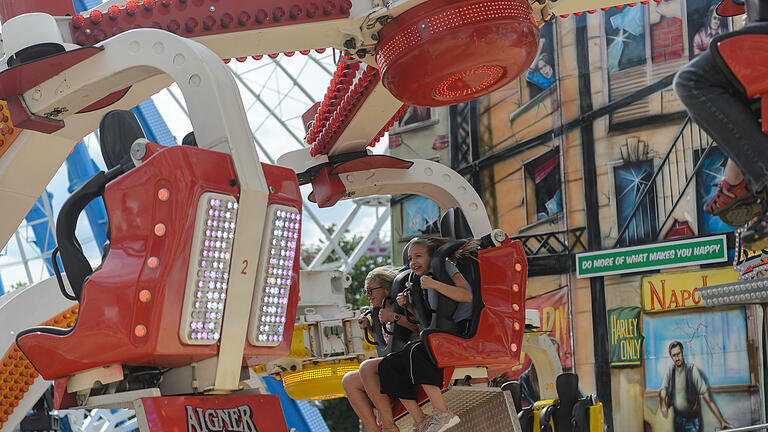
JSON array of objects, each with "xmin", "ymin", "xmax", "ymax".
[
  {"xmin": 511, "ymin": 227, "xmax": 587, "ymax": 276},
  {"xmin": 513, "ymin": 227, "xmax": 587, "ymax": 257},
  {"xmin": 613, "ymin": 117, "xmax": 716, "ymax": 248}
]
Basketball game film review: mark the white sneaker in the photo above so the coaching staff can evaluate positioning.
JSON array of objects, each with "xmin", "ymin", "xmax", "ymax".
[
  {"xmin": 424, "ymin": 411, "xmax": 460, "ymax": 432},
  {"xmin": 413, "ymin": 414, "xmax": 433, "ymax": 432}
]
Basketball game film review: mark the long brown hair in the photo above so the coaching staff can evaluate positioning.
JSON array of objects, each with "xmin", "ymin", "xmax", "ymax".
[{"xmin": 409, "ymin": 236, "xmax": 478, "ymax": 264}]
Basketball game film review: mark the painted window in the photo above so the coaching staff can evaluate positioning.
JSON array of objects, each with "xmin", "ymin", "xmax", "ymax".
[
  {"xmin": 401, "ymin": 195, "xmax": 440, "ymax": 238},
  {"xmin": 601, "ymin": 0, "xmax": 729, "ymax": 128},
  {"xmin": 615, "ymin": 160, "xmax": 658, "ymax": 246},
  {"xmin": 525, "ymin": 149, "xmax": 562, "ymax": 221},
  {"xmin": 695, "ymin": 147, "xmax": 736, "ymax": 235},
  {"xmin": 525, "ymin": 22, "xmax": 557, "ymax": 99}
]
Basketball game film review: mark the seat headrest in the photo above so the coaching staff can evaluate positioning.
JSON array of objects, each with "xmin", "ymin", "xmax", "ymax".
[
  {"xmin": 440, "ymin": 207, "xmax": 473, "ymax": 240},
  {"xmin": 387, "ymin": 270, "xmax": 409, "ymax": 314},
  {"xmin": 402, "ymin": 237, "xmax": 418, "ymax": 266}
]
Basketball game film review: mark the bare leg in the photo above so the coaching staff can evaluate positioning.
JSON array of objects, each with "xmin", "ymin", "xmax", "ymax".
[
  {"xmin": 725, "ymin": 159, "xmax": 745, "ymax": 185},
  {"xmin": 400, "ymin": 399, "xmax": 425, "ymax": 423},
  {"xmin": 422, "ymin": 385, "xmax": 448, "ymax": 412},
  {"xmin": 342, "ymin": 367, "xmax": 380, "ymax": 432},
  {"xmin": 360, "ymin": 358, "xmax": 399, "ymax": 430}
]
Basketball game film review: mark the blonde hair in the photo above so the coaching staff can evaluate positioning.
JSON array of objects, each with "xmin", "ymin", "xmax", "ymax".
[{"xmin": 365, "ymin": 265, "xmax": 399, "ymax": 289}]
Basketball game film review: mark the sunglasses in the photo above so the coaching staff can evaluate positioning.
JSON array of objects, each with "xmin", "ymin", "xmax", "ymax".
[{"xmin": 364, "ymin": 286, "xmax": 385, "ymax": 296}]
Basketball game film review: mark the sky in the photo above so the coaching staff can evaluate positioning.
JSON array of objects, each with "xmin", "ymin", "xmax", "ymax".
[{"xmin": 0, "ymin": 51, "xmax": 391, "ymax": 288}]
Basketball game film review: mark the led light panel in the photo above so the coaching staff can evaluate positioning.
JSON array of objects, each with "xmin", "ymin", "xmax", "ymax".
[
  {"xmin": 180, "ymin": 193, "xmax": 238, "ymax": 345},
  {"xmin": 247, "ymin": 205, "xmax": 301, "ymax": 346},
  {"xmin": 699, "ymin": 277, "xmax": 768, "ymax": 306}
]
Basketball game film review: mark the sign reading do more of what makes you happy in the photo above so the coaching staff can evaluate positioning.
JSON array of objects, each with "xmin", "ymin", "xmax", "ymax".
[{"xmin": 575, "ymin": 235, "xmax": 727, "ymax": 278}]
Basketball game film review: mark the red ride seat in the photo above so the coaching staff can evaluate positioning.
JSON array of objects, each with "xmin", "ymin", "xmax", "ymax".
[
  {"xmin": 390, "ymin": 208, "xmax": 527, "ymax": 420},
  {"xmin": 423, "ymin": 239, "xmax": 527, "ymax": 369},
  {"xmin": 17, "ymin": 145, "xmax": 237, "ymax": 379},
  {"xmin": 17, "ymin": 144, "xmax": 302, "ymax": 380},
  {"xmin": 390, "ymin": 238, "xmax": 527, "ymax": 420},
  {"xmin": 411, "ymin": 208, "xmax": 527, "ymax": 369},
  {"xmin": 711, "ymin": 23, "xmax": 768, "ymax": 134}
]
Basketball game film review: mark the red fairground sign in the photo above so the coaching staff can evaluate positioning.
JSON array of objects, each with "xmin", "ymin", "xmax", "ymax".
[{"xmin": 136, "ymin": 395, "xmax": 288, "ymax": 432}]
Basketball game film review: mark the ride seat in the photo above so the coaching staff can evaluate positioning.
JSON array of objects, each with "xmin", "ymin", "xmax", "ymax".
[
  {"xmin": 16, "ymin": 145, "xmax": 239, "ymax": 379},
  {"xmin": 439, "ymin": 207, "xmax": 473, "ymax": 240},
  {"xmin": 422, "ymin": 208, "xmax": 527, "ymax": 369},
  {"xmin": 413, "ymin": 207, "xmax": 480, "ymax": 337},
  {"xmin": 364, "ymin": 268, "xmax": 412, "ymax": 357},
  {"xmin": 710, "ymin": 22, "xmax": 768, "ymax": 134}
]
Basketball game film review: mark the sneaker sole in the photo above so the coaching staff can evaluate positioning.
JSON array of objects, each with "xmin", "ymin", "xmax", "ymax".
[
  {"xmin": 436, "ymin": 416, "xmax": 461, "ymax": 432},
  {"xmin": 741, "ymin": 231, "xmax": 768, "ymax": 251},
  {"xmin": 719, "ymin": 202, "xmax": 762, "ymax": 227},
  {"xmin": 709, "ymin": 193, "xmax": 759, "ymax": 217}
]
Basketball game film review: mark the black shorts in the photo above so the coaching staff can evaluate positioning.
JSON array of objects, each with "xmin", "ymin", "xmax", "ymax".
[{"xmin": 378, "ymin": 340, "xmax": 442, "ymax": 400}]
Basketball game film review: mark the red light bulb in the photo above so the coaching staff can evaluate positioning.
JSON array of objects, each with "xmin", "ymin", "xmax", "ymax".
[
  {"xmin": 72, "ymin": 14, "xmax": 85, "ymax": 29},
  {"xmin": 107, "ymin": 5, "xmax": 121, "ymax": 19},
  {"xmin": 89, "ymin": 10, "xmax": 103, "ymax": 25}
]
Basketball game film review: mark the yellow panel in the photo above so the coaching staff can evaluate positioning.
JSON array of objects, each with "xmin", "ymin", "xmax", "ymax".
[
  {"xmin": 0, "ymin": 305, "xmax": 79, "ymax": 427},
  {"xmin": 641, "ymin": 268, "xmax": 738, "ymax": 313},
  {"xmin": 0, "ymin": 100, "xmax": 22, "ymax": 160},
  {"xmin": 589, "ymin": 402, "xmax": 604, "ymax": 432},
  {"xmin": 532, "ymin": 399, "xmax": 556, "ymax": 432},
  {"xmin": 289, "ymin": 324, "xmax": 310, "ymax": 358},
  {"xmin": 282, "ymin": 360, "xmax": 360, "ymax": 401}
]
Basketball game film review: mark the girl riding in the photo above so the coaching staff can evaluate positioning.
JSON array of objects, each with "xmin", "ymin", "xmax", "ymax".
[{"xmin": 362, "ymin": 236, "xmax": 476, "ymax": 432}]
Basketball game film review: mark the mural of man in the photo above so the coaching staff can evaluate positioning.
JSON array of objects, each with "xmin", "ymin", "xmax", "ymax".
[
  {"xmin": 693, "ymin": 5, "xmax": 728, "ymax": 57},
  {"xmin": 659, "ymin": 341, "xmax": 734, "ymax": 432}
]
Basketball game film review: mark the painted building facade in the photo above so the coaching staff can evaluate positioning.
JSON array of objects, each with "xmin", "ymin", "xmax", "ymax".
[{"xmin": 386, "ymin": 1, "xmax": 765, "ymax": 431}]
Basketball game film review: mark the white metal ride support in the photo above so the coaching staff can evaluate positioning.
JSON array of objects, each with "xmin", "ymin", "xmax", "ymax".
[
  {"xmin": 309, "ymin": 196, "xmax": 390, "ymax": 271},
  {"xmin": 189, "ymin": 53, "xmax": 389, "ymax": 272},
  {"xmin": 309, "ymin": 201, "xmax": 363, "ymax": 269},
  {"xmin": 3, "ymin": 195, "xmax": 59, "ymax": 287},
  {"xmin": 279, "ymin": 152, "xmax": 493, "ymax": 238},
  {"xmin": 339, "ymin": 159, "xmax": 492, "ymax": 237},
  {"xmin": 12, "ymin": 231, "xmax": 33, "ymax": 284},
  {"xmin": 21, "ymin": 28, "xmax": 270, "ymax": 391},
  {"xmin": 228, "ymin": 60, "xmax": 356, "ymax": 269},
  {"xmin": 342, "ymin": 204, "xmax": 391, "ymax": 274}
]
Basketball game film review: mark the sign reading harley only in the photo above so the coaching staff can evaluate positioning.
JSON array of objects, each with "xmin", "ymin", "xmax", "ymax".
[{"xmin": 136, "ymin": 395, "xmax": 288, "ymax": 432}]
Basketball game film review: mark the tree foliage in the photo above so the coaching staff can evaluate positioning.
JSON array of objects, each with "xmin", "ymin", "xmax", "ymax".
[
  {"xmin": 320, "ymin": 397, "xmax": 360, "ymax": 432},
  {"xmin": 10, "ymin": 281, "xmax": 28, "ymax": 291}
]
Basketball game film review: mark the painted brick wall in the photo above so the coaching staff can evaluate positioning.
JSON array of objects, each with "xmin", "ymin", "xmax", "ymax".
[{"xmin": 651, "ymin": 16, "xmax": 684, "ymax": 63}]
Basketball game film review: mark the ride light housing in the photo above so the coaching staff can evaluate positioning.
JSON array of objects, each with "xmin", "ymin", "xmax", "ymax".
[
  {"xmin": 375, "ymin": 0, "xmax": 540, "ymax": 106},
  {"xmin": 698, "ymin": 278, "xmax": 768, "ymax": 306},
  {"xmin": 247, "ymin": 205, "xmax": 301, "ymax": 346},
  {"xmin": 180, "ymin": 193, "xmax": 239, "ymax": 344},
  {"xmin": 281, "ymin": 361, "xmax": 360, "ymax": 400}
]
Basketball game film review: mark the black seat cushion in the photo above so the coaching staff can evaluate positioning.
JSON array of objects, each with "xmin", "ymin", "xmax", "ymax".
[
  {"xmin": 99, "ymin": 110, "xmax": 146, "ymax": 171},
  {"xmin": 439, "ymin": 207, "xmax": 473, "ymax": 240}
]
